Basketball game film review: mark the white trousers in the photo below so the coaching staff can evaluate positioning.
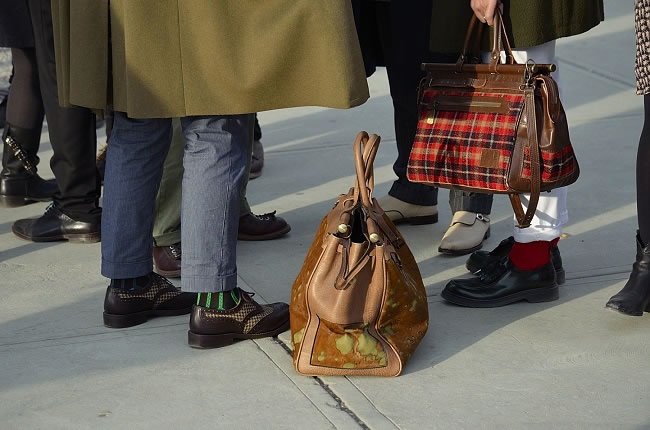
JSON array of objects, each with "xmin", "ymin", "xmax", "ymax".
[{"xmin": 483, "ymin": 41, "xmax": 568, "ymax": 242}]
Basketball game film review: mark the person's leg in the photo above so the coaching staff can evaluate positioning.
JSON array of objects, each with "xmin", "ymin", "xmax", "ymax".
[
  {"xmin": 179, "ymin": 114, "xmax": 289, "ymax": 348},
  {"xmin": 1, "ymin": 46, "xmax": 57, "ymax": 206},
  {"xmin": 12, "ymin": 0, "xmax": 101, "ymax": 242},
  {"xmin": 153, "ymin": 118, "xmax": 184, "ymax": 248},
  {"xmin": 101, "ymin": 114, "xmax": 173, "ymax": 278},
  {"xmin": 5, "ymin": 49, "xmax": 43, "ymax": 129},
  {"xmin": 442, "ymin": 41, "xmax": 563, "ymax": 307},
  {"xmin": 376, "ymin": 2, "xmax": 435, "ymax": 202},
  {"xmin": 638, "ymin": 97, "xmax": 650, "ymax": 246},
  {"xmin": 101, "ymin": 113, "xmax": 196, "ymax": 328},
  {"xmin": 237, "ymin": 113, "xmax": 291, "ymax": 240},
  {"xmin": 151, "ymin": 113, "xmax": 290, "ymax": 277},
  {"xmin": 180, "ymin": 115, "xmax": 249, "ymax": 293},
  {"xmin": 150, "ymin": 119, "xmax": 184, "ymax": 277},
  {"xmin": 249, "ymin": 112, "xmax": 264, "ymax": 179},
  {"xmin": 606, "ymin": 94, "xmax": 650, "ymax": 316},
  {"xmin": 439, "ymin": 190, "xmax": 494, "ymax": 255}
]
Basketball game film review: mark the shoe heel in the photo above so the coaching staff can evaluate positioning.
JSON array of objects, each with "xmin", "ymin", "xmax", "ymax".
[
  {"xmin": 525, "ymin": 286, "xmax": 559, "ymax": 303},
  {"xmin": 0, "ymin": 194, "xmax": 28, "ymax": 207},
  {"xmin": 407, "ymin": 213, "xmax": 439, "ymax": 225},
  {"xmin": 188, "ymin": 331, "xmax": 235, "ymax": 349},
  {"xmin": 556, "ymin": 268, "xmax": 566, "ymax": 285},
  {"xmin": 103, "ymin": 311, "xmax": 149, "ymax": 328}
]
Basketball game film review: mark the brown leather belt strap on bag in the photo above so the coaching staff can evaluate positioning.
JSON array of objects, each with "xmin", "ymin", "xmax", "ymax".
[{"xmin": 509, "ymin": 88, "xmax": 541, "ymax": 229}]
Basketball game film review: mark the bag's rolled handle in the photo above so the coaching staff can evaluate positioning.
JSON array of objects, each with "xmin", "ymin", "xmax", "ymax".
[{"xmin": 353, "ymin": 131, "xmax": 381, "ymax": 208}]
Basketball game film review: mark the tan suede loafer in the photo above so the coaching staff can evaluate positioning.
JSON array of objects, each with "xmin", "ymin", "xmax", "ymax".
[
  {"xmin": 438, "ymin": 211, "xmax": 490, "ymax": 255},
  {"xmin": 376, "ymin": 195, "xmax": 438, "ymax": 225}
]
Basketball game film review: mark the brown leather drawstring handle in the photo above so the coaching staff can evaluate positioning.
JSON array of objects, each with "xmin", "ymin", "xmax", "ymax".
[{"xmin": 353, "ymin": 131, "xmax": 381, "ymax": 209}]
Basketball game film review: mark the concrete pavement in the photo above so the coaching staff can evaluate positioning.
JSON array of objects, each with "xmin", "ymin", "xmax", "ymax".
[{"xmin": 1, "ymin": 1, "xmax": 648, "ymax": 429}]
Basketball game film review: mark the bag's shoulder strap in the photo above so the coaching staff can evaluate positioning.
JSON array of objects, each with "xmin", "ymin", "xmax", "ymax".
[{"xmin": 509, "ymin": 87, "xmax": 541, "ymax": 228}]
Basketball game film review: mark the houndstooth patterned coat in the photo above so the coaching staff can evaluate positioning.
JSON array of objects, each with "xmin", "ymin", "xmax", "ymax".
[{"xmin": 637, "ymin": 0, "xmax": 650, "ymax": 94}]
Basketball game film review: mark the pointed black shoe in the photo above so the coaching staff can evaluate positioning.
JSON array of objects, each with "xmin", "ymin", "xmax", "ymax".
[
  {"xmin": 442, "ymin": 259, "xmax": 558, "ymax": 308},
  {"xmin": 1, "ymin": 124, "xmax": 58, "ymax": 207},
  {"xmin": 12, "ymin": 204, "xmax": 100, "ymax": 243},
  {"xmin": 465, "ymin": 236, "xmax": 565, "ymax": 285},
  {"xmin": 606, "ymin": 232, "xmax": 650, "ymax": 316}
]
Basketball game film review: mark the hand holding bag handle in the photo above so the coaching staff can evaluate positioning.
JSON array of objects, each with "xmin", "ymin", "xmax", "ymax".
[{"xmin": 464, "ymin": 8, "xmax": 543, "ymax": 229}]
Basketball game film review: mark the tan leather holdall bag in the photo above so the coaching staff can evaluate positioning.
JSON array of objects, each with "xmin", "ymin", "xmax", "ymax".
[{"xmin": 290, "ymin": 132, "xmax": 429, "ymax": 377}]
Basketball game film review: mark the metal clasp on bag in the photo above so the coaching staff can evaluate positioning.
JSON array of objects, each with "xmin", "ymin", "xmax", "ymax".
[{"xmin": 521, "ymin": 59, "xmax": 537, "ymax": 89}]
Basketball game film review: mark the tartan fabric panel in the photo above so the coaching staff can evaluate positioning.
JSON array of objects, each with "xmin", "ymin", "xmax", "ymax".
[
  {"xmin": 521, "ymin": 144, "xmax": 578, "ymax": 183},
  {"xmin": 407, "ymin": 89, "xmax": 525, "ymax": 192}
]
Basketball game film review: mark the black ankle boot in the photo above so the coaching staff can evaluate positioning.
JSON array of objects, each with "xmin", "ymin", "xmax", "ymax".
[
  {"xmin": 606, "ymin": 232, "xmax": 650, "ymax": 316},
  {"xmin": 1, "ymin": 124, "xmax": 58, "ymax": 207}
]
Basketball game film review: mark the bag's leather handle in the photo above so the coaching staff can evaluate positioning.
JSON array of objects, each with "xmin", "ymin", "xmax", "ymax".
[
  {"xmin": 353, "ymin": 131, "xmax": 381, "ymax": 209},
  {"xmin": 457, "ymin": 8, "xmax": 514, "ymax": 71},
  {"xmin": 509, "ymin": 88, "xmax": 541, "ymax": 228},
  {"xmin": 457, "ymin": 15, "xmax": 485, "ymax": 69}
]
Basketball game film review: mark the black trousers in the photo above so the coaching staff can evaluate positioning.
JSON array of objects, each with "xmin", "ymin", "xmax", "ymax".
[
  {"xmin": 638, "ymin": 95, "xmax": 650, "ymax": 245},
  {"xmin": 28, "ymin": 0, "xmax": 100, "ymax": 222},
  {"xmin": 355, "ymin": 1, "xmax": 493, "ymax": 213}
]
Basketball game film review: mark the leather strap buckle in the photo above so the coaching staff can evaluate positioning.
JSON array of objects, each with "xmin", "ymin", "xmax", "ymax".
[{"xmin": 4, "ymin": 134, "xmax": 37, "ymax": 175}]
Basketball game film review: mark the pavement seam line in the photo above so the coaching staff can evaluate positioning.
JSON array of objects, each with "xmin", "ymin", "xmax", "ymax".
[
  {"xmin": 273, "ymin": 338, "xmax": 371, "ymax": 430},
  {"xmin": 252, "ymin": 340, "xmax": 341, "ymax": 430},
  {"xmin": 344, "ymin": 378, "xmax": 402, "ymax": 430}
]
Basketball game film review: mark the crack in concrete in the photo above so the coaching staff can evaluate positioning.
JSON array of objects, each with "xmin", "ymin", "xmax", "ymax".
[{"xmin": 275, "ymin": 339, "xmax": 371, "ymax": 430}]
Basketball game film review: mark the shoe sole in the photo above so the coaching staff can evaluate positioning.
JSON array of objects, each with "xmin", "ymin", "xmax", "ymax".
[
  {"xmin": 605, "ymin": 301, "xmax": 650, "ymax": 316},
  {"xmin": 391, "ymin": 213, "xmax": 439, "ymax": 226},
  {"xmin": 441, "ymin": 285, "xmax": 559, "ymax": 308},
  {"xmin": 238, "ymin": 224, "xmax": 291, "ymax": 241},
  {"xmin": 0, "ymin": 194, "xmax": 52, "ymax": 208},
  {"xmin": 12, "ymin": 227, "xmax": 101, "ymax": 244},
  {"xmin": 187, "ymin": 319, "xmax": 290, "ymax": 349},
  {"xmin": 103, "ymin": 306, "xmax": 193, "ymax": 328},
  {"xmin": 153, "ymin": 266, "xmax": 181, "ymax": 278},
  {"xmin": 438, "ymin": 229, "xmax": 491, "ymax": 256}
]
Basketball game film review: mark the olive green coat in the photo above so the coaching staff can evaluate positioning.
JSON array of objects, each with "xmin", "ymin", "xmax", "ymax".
[
  {"xmin": 52, "ymin": 0, "xmax": 369, "ymax": 118},
  {"xmin": 430, "ymin": 0, "xmax": 605, "ymax": 54}
]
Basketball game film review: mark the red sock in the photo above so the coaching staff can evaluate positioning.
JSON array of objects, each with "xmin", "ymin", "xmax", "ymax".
[{"xmin": 509, "ymin": 238, "xmax": 559, "ymax": 271}]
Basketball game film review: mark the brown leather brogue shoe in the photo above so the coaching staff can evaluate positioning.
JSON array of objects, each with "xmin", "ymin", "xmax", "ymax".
[
  {"xmin": 237, "ymin": 211, "xmax": 291, "ymax": 241},
  {"xmin": 153, "ymin": 243, "xmax": 182, "ymax": 278},
  {"xmin": 188, "ymin": 291, "xmax": 289, "ymax": 348},
  {"xmin": 103, "ymin": 273, "xmax": 197, "ymax": 328}
]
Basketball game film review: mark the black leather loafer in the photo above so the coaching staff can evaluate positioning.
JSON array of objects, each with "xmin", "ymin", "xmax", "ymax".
[
  {"xmin": 12, "ymin": 204, "xmax": 100, "ymax": 243},
  {"xmin": 465, "ymin": 236, "xmax": 565, "ymax": 284},
  {"xmin": 442, "ymin": 259, "xmax": 558, "ymax": 308}
]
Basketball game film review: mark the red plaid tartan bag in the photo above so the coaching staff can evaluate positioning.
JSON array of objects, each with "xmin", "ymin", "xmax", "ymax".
[{"xmin": 406, "ymin": 10, "xmax": 579, "ymax": 228}]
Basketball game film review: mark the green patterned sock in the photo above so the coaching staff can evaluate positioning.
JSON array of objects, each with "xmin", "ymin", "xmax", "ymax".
[{"xmin": 197, "ymin": 288, "xmax": 241, "ymax": 310}]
